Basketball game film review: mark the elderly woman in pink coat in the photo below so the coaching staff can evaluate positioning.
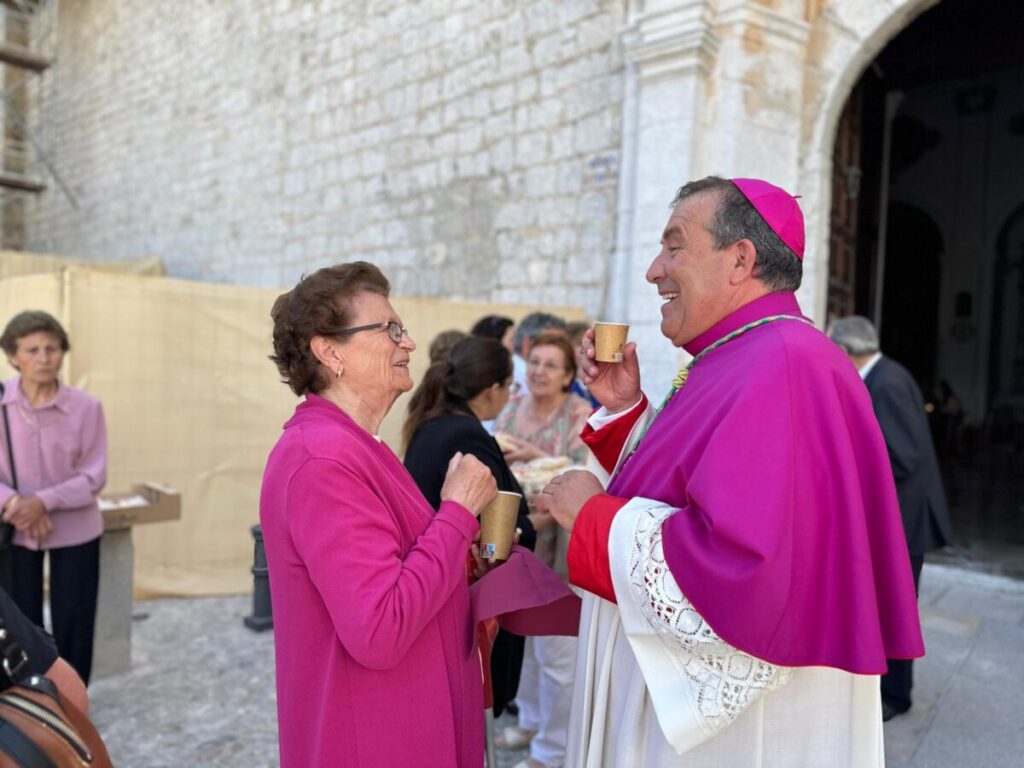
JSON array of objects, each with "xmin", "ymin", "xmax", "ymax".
[{"xmin": 261, "ymin": 262, "xmax": 497, "ymax": 768}]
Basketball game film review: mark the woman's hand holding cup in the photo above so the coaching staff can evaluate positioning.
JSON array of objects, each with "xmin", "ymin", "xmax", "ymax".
[{"xmin": 440, "ymin": 452, "xmax": 498, "ymax": 517}]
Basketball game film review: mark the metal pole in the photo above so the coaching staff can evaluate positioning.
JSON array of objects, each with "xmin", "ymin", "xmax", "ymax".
[
  {"xmin": 243, "ymin": 524, "xmax": 274, "ymax": 631},
  {"xmin": 484, "ymin": 708, "xmax": 497, "ymax": 768}
]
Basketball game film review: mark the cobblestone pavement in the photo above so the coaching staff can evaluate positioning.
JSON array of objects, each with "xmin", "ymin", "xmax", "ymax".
[
  {"xmin": 88, "ymin": 595, "xmax": 527, "ymax": 767},
  {"xmin": 89, "ymin": 562, "xmax": 1023, "ymax": 767},
  {"xmin": 89, "ymin": 596, "xmax": 279, "ymax": 768}
]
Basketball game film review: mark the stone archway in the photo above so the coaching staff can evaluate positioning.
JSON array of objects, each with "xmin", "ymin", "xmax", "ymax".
[
  {"xmin": 796, "ymin": 0, "xmax": 939, "ymax": 321},
  {"xmin": 608, "ymin": 0, "xmax": 944, "ymax": 396},
  {"xmin": 811, "ymin": 0, "xmax": 1024, "ymax": 575}
]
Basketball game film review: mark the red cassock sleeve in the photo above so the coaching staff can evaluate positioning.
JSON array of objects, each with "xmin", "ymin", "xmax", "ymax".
[
  {"xmin": 567, "ymin": 494, "xmax": 629, "ymax": 603},
  {"xmin": 581, "ymin": 395, "xmax": 649, "ymax": 474}
]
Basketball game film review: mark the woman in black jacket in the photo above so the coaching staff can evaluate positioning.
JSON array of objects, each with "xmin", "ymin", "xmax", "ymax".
[{"xmin": 403, "ymin": 336, "xmax": 536, "ymax": 717}]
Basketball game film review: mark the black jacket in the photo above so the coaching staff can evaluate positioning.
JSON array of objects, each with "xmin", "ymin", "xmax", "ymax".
[
  {"xmin": 404, "ymin": 408, "xmax": 536, "ymax": 717},
  {"xmin": 864, "ymin": 356, "xmax": 953, "ymax": 555},
  {"xmin": 0, "ymin": 587, "xmax": 58, "ymax": 691}
]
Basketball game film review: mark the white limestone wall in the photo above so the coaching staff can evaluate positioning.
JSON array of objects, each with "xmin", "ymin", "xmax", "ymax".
[
  {"xmin": 23, "ymin": 0, "xmax": 947, "ymax": 400},
  {"xmin": 28, "ymin": 0, "xmax": 626, "ymax": 315}
]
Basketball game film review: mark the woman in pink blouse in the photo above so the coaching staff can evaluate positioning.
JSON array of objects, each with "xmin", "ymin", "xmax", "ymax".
[
  {"xmin": 262, "ymin": 262, "xmax": 498, "ymax": 768},
  {"xmin": 0, "ymin": 311, "xmax": 107, "ymax": 684}
]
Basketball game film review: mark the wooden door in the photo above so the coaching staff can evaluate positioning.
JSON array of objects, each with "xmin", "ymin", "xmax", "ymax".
[{"xmin": 827, "ymin": 84, "xmax": 863, "ymax": 324}]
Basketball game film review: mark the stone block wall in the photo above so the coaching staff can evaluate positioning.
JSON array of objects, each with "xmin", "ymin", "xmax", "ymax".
[{"xmin": 28, "ymin": 0, "xmax": 626, "ymax": 315}]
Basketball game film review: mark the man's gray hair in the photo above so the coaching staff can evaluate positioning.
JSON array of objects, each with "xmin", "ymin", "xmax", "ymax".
[
  {"xmin": 827, "ymin": 315, "xmax": 880, "ymax": 356},
  {"xmin": 513, "ymin": 312, "xmax": 566, "ymax": 356},
  {"xmin": 671, "ymin": 176, "xmax": 802, "ymax": 292}
]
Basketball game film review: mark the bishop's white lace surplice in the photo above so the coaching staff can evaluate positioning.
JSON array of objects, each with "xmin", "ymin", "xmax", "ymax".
[
  {"xmin": 566, "ymin": 495, "xmax": 885, "ymax": 768},
  {"xmin": 610, "ymin": 499, "xmax": 792, "ymax": 753}
]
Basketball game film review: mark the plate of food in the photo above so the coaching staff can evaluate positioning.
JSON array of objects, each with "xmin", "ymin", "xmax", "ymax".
[
  {"xmin": 493, "ymin": 432, "xmax": 520, "ymax": 454},
  {"xmin": 511, "ymin": 455, "xmax": 576, "ymax": 496}
]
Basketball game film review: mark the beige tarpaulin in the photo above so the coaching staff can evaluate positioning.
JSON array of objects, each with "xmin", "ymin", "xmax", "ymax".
[
  {"xmin": 0, "ymin": 250, "xmax": 165, "ymax": 279},
  {"xmin": 0, "ymin": 267, "xmax": 583, "ymax": 596}
]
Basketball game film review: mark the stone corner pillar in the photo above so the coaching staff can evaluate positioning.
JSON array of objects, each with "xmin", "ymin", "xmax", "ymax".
[{"xmin": 611, "ymin": 0, "xmax": 720, "ymax": 399}]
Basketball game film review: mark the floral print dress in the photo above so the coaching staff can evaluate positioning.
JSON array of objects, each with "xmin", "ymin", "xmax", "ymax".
[
  {"xmin": 494, "ymin": 392, "xmax": 593, "ymax": 575},
  {"xmin": 494, "ymin": 392, "xmax": 592, "ymax": 466}
]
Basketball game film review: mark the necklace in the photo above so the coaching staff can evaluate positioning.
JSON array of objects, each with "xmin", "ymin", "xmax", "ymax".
[
  {"xmin": 13, "ymin": 382, "xmax": 64, "ymax": 431},
  {"xmin": 622, "ymin": 314, "xmax": 815, "ymax": 466}
]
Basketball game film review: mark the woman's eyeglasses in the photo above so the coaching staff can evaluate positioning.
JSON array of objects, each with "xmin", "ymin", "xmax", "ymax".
[
  {"xmin": 327, "ymin": 321, "xmax": 408, "ymax": 344},
  {"xmin": 527, "ymin": 359, "xmax": 568, "ymax": 373}
]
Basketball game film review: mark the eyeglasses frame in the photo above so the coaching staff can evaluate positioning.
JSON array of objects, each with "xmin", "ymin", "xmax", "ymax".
[{"xmin": 325, "ymin": 321, "xmax": 408, "ymax": 344}]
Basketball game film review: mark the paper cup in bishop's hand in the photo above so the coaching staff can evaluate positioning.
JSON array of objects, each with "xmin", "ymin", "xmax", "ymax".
[
  {"xmin": 594, "ymin": 322, "xmax": 630, "ymax": 363},
  {"xmin": 480, "ymin": 491, "xmax": 521, "ymax": 561}
]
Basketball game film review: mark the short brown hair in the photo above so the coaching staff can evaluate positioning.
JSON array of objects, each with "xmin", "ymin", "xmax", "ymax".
[
  {"xmin": 529, "ymin": 331, "xmax": 577, "ymax": 391},
  {"xmin": 270, "ymin": 262, "xmax": 390, "ymax": 396},
  {"xmin": 564, "ymin": 321, "xmax": 590, "ymax": 348},
  {"xmin": 428, "ymin": 329, "xmax": 468, "ymax": 364},
  {"xmin": 1, "ymin": 310, "xmax": 71, "ymax": 357}
]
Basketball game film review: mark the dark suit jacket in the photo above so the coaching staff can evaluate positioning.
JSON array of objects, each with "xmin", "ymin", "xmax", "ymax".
[
  {"xmin": 404, "ymin": 408, "xmax": 536, "ymax": 717},
  {"xmin": 864, "ymin": 356, "xmax": 953, "ymax": 554}
]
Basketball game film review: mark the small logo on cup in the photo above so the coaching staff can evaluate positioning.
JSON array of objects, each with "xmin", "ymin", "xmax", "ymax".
[{"xmin": 482, "ymin": 543, "xmax": 497, "ymax": 557}]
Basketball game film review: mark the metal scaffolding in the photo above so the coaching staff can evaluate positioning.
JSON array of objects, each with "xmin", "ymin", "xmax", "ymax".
[{"xmin": 0, "ymin": 0, "xmax": 72, "ymax": 249}]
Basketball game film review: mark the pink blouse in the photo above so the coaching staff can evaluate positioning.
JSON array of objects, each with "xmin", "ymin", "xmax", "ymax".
[{"xmin": 0, "ymin": 377, "xmax": 107, "ymax": 550}]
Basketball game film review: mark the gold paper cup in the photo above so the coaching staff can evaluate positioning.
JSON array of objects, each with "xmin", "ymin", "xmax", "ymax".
[
  {"xmin": 594, "ymin": 322, "xmax": 630, "ymax": 363},
  {"xmin": 479, "ymin": 491, "xmax": 521, "ymax": 561}
]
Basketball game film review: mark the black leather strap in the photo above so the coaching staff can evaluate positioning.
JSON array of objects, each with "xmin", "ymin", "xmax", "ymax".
[
  {"xmin": 0, "ymin": 382, "xmax": 18, "ymax": 549},
  {"xmin": 0, "ymin": 718, "xmax": 58, "ymax": 768},
  {"xmin": 0, "ymin": 382, "xmax": 16, "ymax": 490},
  {"xmin": 0, "ymin": 620, "xmax": 30, "ymax": 685}
]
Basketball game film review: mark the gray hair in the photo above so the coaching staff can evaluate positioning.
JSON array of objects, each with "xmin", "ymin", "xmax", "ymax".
[
  {"xmin": 827, "ymin": 315, "xmax": 880, "ymax": 356},
  {"xmin": 671, "ymin": 176, "xmax": 802, "ymax": 292},
  {"xmin": 513, "ymin": 312, "xmax": 566, "ymax": 356}
]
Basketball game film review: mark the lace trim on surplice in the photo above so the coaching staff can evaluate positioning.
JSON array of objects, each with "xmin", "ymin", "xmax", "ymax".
[{"xmin": 626, "ymin": 502, "xmax": 793, "ymax": 734}]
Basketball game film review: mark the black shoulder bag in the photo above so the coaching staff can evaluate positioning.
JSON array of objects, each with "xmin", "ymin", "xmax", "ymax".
[{"xmin": 0, "ymin": 383, "xmax": 16, "ymax": 549}]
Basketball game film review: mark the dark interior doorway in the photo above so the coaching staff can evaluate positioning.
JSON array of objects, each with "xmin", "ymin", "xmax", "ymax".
[
  {"xmin": 880, "ymin": 202, "xmax": 942, "ymax": 396},
  {"xmin": 828, "ymin": 0, "xmax": 1024, "ymax": 578}
]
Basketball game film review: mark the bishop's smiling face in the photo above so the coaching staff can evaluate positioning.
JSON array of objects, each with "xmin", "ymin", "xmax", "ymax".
[{"xmin": 646, "ymin": 191, "xmax": 737, "ymax": 347}]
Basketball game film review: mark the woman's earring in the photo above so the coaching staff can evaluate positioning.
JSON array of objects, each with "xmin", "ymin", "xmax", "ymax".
[{"xmin": 336, "ymin": 369, "xmax": 343, "ymax": 378}]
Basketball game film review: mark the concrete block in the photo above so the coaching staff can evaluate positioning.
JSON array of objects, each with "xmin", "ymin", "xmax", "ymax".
[{"xmin": 92, "ymin": 528, "xmax": 133, "ymax": 680}]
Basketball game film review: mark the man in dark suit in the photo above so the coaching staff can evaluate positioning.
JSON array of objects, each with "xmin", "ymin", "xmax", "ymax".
[{"xmin": 829, "ymin": 316, "xmax": 954, "ymax": 722}]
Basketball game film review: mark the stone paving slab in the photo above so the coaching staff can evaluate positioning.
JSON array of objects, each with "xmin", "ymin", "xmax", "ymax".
[
  {"xmin": 883, "ymin": 564, "xmax": 1024, "ymax": 768},
  {"xmin": 87, "ymin": 563, "xmax": 1022, "ymax": 767}
]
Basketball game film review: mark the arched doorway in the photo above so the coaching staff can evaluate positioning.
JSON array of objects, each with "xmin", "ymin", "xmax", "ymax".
[{"xmin": 824, "ymin": 0, "xmax": 1024, "ymax": 577}]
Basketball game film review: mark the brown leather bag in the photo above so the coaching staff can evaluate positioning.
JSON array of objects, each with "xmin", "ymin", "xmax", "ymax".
[{"xmin": 0, "ymin": 643, "xmax": 112, "ymax": 768}]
